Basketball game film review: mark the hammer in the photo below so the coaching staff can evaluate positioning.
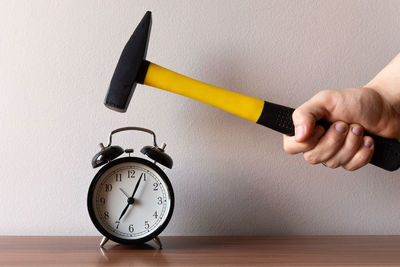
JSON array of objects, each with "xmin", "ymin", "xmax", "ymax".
[{"xmin": 105, "ymin": 11, "xmax": 400, "ymax": 171}]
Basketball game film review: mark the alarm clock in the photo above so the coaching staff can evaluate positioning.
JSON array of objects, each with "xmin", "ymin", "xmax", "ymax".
[{"xmin": 87, "ymin": 127, "xmax": 174, "ymax": 248}]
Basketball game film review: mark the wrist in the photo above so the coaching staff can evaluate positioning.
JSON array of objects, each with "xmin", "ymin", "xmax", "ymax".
[
  {"xmin": 364, "ymin": 84, "xmax": 400, "ymax": 115},
  {"xmin": 364, "ymin": 53, "xmax": 400, "ymax": 113},
  {"xmin": 360, "ymin": 86, "xmax": 400, "ymax": 140}
]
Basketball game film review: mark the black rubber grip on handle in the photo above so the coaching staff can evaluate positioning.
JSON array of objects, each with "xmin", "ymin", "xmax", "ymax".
[{"xmin": 256, "ymin": 101, "xmax": 400, "ymax": 171}]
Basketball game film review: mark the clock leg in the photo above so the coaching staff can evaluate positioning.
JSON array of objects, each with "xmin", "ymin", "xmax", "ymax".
[
  {"xmin": 100, "ymin": 236, "xmax": 109, "ymax": 247},
  {"xmin": 153, "ymin": 236, "xmax": 162, "ymax": 249}
]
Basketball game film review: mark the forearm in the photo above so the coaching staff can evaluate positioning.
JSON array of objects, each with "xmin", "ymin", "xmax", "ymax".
[{"xmin": 365, "ymin": 53, "xmax": 400, "ymax": 113}]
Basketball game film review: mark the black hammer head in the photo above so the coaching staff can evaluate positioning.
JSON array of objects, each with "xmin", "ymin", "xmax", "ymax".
[{"xmin": 104, "ymin": 11, "xmax": 152, "ymax": 112}]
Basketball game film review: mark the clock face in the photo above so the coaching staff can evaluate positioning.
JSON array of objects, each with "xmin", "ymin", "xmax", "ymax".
[{"xmin": 88, "ymin": 157, "xmax": 174, "ymax": 244}]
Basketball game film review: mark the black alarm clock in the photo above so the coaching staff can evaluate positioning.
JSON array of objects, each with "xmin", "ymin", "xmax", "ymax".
[{"xmin": 87, "ymin": 127, "xmax": 174, "ymax": 248}]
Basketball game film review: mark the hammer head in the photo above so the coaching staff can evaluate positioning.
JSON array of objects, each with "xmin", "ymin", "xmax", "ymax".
[{"xmin": 104, "ymin": 11, "xmax": 152, "ymax": 112}]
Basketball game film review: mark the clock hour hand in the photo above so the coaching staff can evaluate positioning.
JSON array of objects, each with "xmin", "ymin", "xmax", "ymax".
[
  {"xmin": 119, "ymin": 188, "xmax": 130, "ymax": 198},
  {"xmin": 118, "ymin": 175, "xmax": 143, "ymax": 221}
]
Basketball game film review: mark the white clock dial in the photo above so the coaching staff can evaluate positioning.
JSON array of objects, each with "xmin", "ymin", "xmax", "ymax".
[{"xmin": 90, "ymin": 159, "xmax": 173, "ymax": 241}]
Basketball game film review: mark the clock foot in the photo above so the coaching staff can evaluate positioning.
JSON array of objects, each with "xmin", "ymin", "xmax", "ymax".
[
  {"xmin": 153, "ymin": 236, "xmax": 162, "ymax": 249},
  {"xmin": 100, "ymin": 236, "xmax": 109, "ymax": 247}
]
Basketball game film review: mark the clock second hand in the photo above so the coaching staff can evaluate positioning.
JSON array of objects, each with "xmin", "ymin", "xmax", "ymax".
[{"xmin": 118, "ymin": 175, "xmax": 143, "ymax": 221}]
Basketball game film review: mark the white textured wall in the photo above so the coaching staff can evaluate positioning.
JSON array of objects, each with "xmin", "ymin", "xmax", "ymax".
[{"xmin": 1, "ymin": 0, "xmax": 399, "ymax": 236}]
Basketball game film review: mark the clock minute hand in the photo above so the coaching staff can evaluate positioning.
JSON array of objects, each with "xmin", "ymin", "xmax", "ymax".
[
  {"xmin": 118, "ymin": 203, "xmax": 130, "ymax": 221},
  {"xmin": 130, "ymin": 175, "xmax": 143, "ymax": 198},
  {"xmin": 118, "ymin": 175, "xmax": 143, "ymax": 221}
]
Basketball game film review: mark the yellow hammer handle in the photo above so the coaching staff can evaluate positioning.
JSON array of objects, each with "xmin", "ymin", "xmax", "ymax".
[{"xmin": 144, "ymin": 62, "xmax": 265, "ymax": 123}]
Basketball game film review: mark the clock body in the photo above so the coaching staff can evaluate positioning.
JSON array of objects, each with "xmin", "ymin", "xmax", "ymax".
[{"xmin": 87, "ymin": 157, "xmax": 174, "ymax": 244}]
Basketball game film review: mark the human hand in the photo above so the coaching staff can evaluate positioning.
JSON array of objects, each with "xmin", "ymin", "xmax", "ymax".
[{"xmin": 283, "ymin": 54, "xmax": 400, "ymax": 171}]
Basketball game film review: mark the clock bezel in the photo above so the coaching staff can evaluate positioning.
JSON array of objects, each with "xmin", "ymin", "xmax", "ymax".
[{"xmin": 87, "ymin": 156, "xmax": 175, "ymax": 245}]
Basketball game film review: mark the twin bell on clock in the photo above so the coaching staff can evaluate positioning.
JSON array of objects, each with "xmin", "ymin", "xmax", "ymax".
[{"xmin": 88, "ymin": 127, "xmax": 175, "ymax": 248}]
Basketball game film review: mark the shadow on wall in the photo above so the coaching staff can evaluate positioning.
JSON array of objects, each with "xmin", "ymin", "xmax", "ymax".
[{"xmin": 180, "ymin": 162, "xmax": 295, "ymax": 235}]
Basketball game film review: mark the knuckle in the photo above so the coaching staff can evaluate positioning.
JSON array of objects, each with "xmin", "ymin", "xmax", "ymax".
[
  {"xmin": 315, "ymin": 90, "xmax": 338, "ymax": 111},
  {"xmin": 292, "ymin": 108, "xmax": 304, "ymax": 123},
  {"xmin": 325, "ymin": 133, "xmax": 342, "ymax": 147},
  {"xmin": 303, "ymin": 152, "xmax": 319, "ymax": 164},
  {"xmin": 325, "ymin": 160, "xmax": 339, "ymax": 169},
  {"xmin": 304, "ymin": 142, "xmax": 318, "ymax": 152},
  {"xmin": 316, "ymin": 89, "xmax": 333, "ymax": 101},
  {"xmin": 317, "ymin": 89, "xmax": 331, "ymax": 98},
  {"xmin": 343, "ymin": 164, "xmax": 357, "ymax": 171}
]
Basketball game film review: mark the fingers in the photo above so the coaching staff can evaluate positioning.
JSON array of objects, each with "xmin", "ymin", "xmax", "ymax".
[
  {"xmin": 283, "ymin": 121, "xmax": 375, "ymax": 171},
  {"xmin": 283, "ymin": 126, "xmax": 325, "ymax": 154},
  {"xmin": 324, "ymin": 124, "xmax": 364, "ymax": 168},
  {"xmin": 342, "ymin": 136, "xmax": 374, "ymax": 171},
  {"xmin": 303, "ymin": 121, "xmax": 348, "ymax": 164}
]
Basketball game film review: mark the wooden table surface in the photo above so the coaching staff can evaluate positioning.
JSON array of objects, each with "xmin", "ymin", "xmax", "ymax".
[{"xmin": 1, "ymin": 236, "xmax": 400, "ymax": 266}]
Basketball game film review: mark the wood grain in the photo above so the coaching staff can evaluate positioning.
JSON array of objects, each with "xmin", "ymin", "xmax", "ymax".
[{"xmin": 1, "ymin": 236, "xmax": 400, "ymax": 266}]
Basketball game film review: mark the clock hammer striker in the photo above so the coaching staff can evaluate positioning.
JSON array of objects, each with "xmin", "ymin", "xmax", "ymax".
[{"xmin": 104, "ymin": 11, "xmax": 400, "ymax": 172}]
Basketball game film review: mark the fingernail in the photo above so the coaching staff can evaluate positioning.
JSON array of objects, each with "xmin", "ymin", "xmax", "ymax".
[
  {"xmin": 295, "ymin": 125, "xmax": 305, "ymax": 140},
  {"xmin": 351, "ymin": 126, "xmax": 363, "ymax": 136},
  {"xmin": 335, "ymin": 122, "xmax": 347, "ymax": 133},
  {"xmin": 364, "ymin": 138, "xmax": 373, "ymax": 148}
]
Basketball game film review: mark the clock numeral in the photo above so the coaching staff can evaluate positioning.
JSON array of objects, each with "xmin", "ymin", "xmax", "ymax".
[
  {"xmin": 115, "ymin": 221, "xmax": 120, "ymax": 229},
  {"xmin": 140, "ymin": 173, "xmax": 146, "ymax": 181},
  {"xmin": 153, "ymin": 182, "xmax": 159, "ymax": 191},
  {"xmin": 153, "ymin": 211, "xmax": 158, "ymax": 219},
  {"xmin": 129, "ymin": 224, "xmax": 134, "ymax": 233},
  {"xmin": 157, "ymin": 197, "xmax": 163, "ymax": 205},
  {"xmin": 115, "ymin": 173, "xmax": 122, "ymax": 182},
  {"xmin": 105, "ymin": 184, "xmax": 112, "ymax": 192},
  {"xmin": 144, "ymin": 221, "xmax": 150, "ymax": 230},
  {"xmin": 128, "ymin": 170, "xmax": 135, "ymax": 178},
  {"xmin": 104, "ymin": 211, "xmax": 109, "ymax": 219},
  {"xmin": 98, "ymin": 197, "xmax": 105, "ymax": 205}
]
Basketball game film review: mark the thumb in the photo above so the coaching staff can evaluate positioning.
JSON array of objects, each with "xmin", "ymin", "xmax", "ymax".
[{"xmin": 293, "ymin": 91, "xmax": 330, "ymax": 142}]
